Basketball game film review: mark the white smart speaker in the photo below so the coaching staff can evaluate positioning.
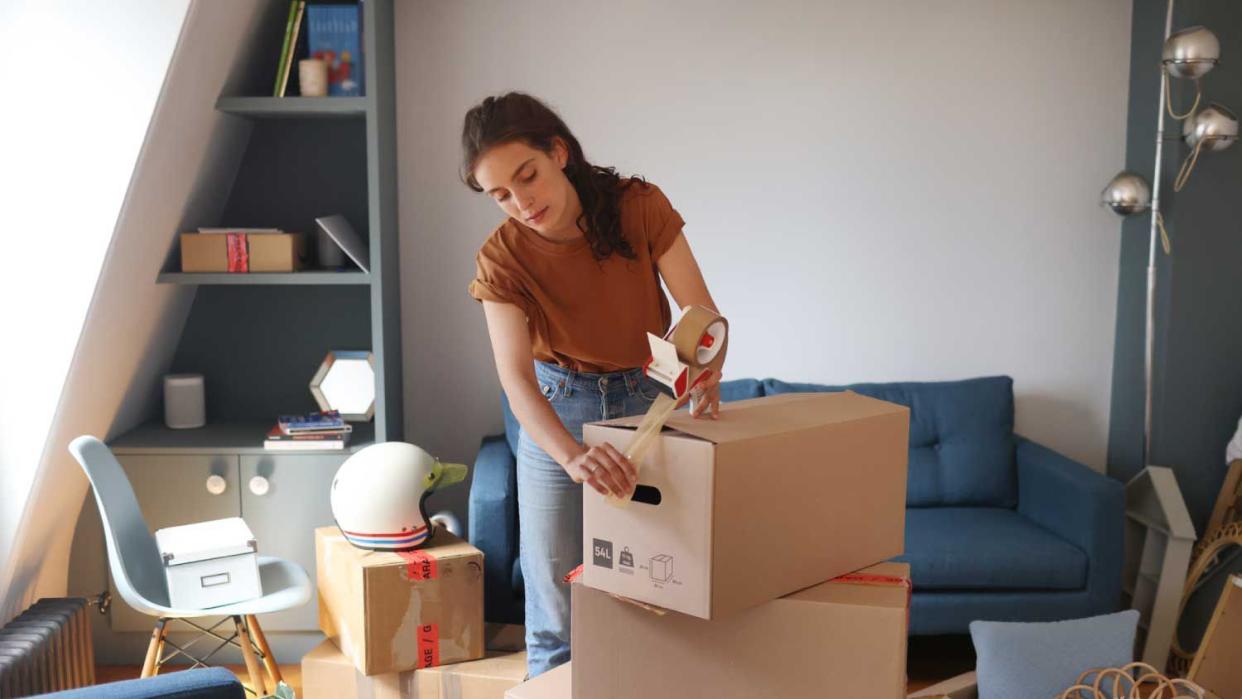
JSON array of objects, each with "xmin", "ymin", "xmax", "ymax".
[{"xmin": 164, "ymin": 373, "xmax": 206, "ymax": 429}]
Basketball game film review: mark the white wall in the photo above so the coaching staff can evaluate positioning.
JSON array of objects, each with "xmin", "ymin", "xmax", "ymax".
[
  {"xmin": 0, "ymin": 0, "xmax": 190, "ymax": 616},
  {"xmin": 395, "ymin": 0, "xmax": 1132, "ymax": 499}
]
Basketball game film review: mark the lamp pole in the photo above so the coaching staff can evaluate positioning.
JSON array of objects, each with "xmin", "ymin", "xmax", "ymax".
[{"xmin": 1143, "ymin": 0, "xmax": 1176, "ymax": 466}]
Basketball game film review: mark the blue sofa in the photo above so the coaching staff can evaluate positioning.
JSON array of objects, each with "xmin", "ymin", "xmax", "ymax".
[
  {"xmin": 467, "ymin": 375, "xmax": 1124, "ymax": 634},
  {"xmin": 32, "ymin": 668, "xmax": 243, "ymax": 698}
]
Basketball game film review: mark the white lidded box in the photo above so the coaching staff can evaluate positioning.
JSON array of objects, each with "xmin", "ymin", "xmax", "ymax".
[{"xmin": 154, "ymin": 517, "xmax": 262, "ymax": 609}]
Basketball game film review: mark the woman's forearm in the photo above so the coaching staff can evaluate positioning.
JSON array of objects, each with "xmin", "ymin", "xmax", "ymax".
[{"xmin": 503, "ymin": 374, "xmax": 584, "ymax": 467}]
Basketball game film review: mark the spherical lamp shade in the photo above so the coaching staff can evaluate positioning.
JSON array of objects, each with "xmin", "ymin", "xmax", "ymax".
[
  {"xmin": 1162, "ymin": 26, "xmax": 1220, "ymax": 80},
  {"xmin": 1183, "ymin": 103, "xmax": 1238, "ymax": 152},
  {"xmin": 1100, "ymin": 171, "xmax": 1152, "ymax": 216}
]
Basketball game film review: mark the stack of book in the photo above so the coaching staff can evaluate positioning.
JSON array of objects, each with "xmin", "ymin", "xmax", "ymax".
[{"xmin": 265, "ymin": 410, "xmax": 351, "ymax": 451}]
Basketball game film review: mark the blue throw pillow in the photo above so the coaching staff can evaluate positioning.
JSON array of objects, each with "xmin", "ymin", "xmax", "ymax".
[{"xmin": 970, "ymin": 610, "xmax": 1140, "ymax": 699}]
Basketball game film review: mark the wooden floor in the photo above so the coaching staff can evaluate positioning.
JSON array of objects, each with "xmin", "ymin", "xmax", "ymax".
[{"xmin": 97, "ymin": 635, "xmax": 975, "ymax": 695}]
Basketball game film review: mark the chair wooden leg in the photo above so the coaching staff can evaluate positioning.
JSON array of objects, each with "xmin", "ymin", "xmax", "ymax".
[
  {"xmin": 246, "ymin": 614, "xmax": 283, "ymax": 686},
  {"xmin": 140, "ymin": 619, "xmax": 167, "ymax": 678},
  {"xmin": 153, "ymin": 625, "xmax": 169, "ymax": 676},
  {"xmin": 234, "ymin": 615, "xmax": 267, "ymax": 696}
]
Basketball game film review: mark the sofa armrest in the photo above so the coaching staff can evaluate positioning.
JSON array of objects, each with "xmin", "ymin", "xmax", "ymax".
[
  {"xmin": 1016, "ymin": 436, "xmax": 1124, "ymax": 612},
  {"xmin": 33, "ymin": 667, "xmax": 243, "ymax": 698},
  {"xmin": 468, "ymin": 433, "xmax": 520, "ymax": 623}
]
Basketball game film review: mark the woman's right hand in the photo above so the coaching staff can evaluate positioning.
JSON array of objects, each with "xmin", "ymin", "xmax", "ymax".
[{"xmin": 564, "ymin": 443, "xmax": 637, "ymax": 498}]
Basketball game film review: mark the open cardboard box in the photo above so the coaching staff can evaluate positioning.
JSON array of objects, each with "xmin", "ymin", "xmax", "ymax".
[
  {"xmin": 583, "ymin": 391, "xmax": 909, "ymax": 619},
  {"xmin": 573, "ymin": 562, "xmax": 911, "ymax": 699}
]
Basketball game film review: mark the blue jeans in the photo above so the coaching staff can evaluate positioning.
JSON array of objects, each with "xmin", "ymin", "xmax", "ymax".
[{"xmin": 518, "ymin": 360, "xmax": 664, "ymax": 677}]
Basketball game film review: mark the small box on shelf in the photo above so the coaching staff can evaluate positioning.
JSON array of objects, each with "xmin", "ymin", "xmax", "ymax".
[{"xmin": 180, "ymin": 231, "xmax": 307, "ymax": 273}]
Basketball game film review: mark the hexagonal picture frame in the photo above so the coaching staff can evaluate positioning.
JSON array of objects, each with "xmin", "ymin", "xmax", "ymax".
[{"xmin": 309, "ymin": 350, "xmax": 375, "ymax": 421}]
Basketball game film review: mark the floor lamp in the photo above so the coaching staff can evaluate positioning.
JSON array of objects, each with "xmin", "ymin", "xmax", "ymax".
[{"xmin": 1100, "ymin": 3, "xmax": 1236, "ymax": 466}]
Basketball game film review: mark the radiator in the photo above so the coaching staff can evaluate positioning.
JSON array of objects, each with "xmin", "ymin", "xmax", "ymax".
[{"xmin": 0, "ymin": 598, "xmax": 95, "ymax": 697}]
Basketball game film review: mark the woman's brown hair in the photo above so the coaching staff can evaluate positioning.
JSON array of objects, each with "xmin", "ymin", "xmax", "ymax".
[{"xmin": 461, "ymin": 92, "xmax": 643, "ymax": 261}]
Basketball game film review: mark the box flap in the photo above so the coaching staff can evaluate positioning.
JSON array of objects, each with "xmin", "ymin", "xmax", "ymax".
[
  {"xmin": 589, "ymin": 391, "xmax": 908, "ymax": 445},
  {"xmin": 156, "ymin": 517, "xmax": 256, "ymax": 565}
]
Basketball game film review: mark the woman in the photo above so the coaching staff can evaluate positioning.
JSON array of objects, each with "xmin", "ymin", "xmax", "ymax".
[{"xmin": 462, "ymin": 92, "xmax": 723, "ymax": 678}]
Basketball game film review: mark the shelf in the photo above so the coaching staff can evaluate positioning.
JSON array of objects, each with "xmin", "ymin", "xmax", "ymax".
[
  {"xmin": 215, "ymin": 96, "xmax": 367, "ymax": 119},
  {"xmin": 157, "ymin": 271, "xmax": 370, "ymax": 285},
  {"xmin": 110, "ymin": 421, "xmax": 374, "ymax": 455}
]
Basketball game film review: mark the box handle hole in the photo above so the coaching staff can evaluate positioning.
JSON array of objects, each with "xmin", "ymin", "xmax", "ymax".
[{"xmin": 630, "ymin": 485, "xmax": 662, "ymax": 505}]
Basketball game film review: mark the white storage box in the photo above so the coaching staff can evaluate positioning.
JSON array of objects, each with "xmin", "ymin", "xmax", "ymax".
[{"xmin": 155, "ymin": 517, "xmax": 262, "ymax": 609}]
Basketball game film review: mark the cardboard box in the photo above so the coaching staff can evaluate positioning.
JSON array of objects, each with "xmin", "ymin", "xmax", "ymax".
[
  {"xmin": 316, "ymin": 526, "xmax": 484, "ymax": 675},
  {"xmin": 583, "ymin": 391, "xmax": 909, "ymax": 619},
  {"xmin": 301, "ymin": 639, "xmax": 526, "ymax": 699},
  {"xmin": 504, "ymin": 662, "xmax": 570, "ymax": 699},
  {"xmin": 572, "ymin": 562, "xmax": 910, "ymax": 699},
  {"xmin": 180, "ymin": 232, "xmax": 307, "ymax": 272}
]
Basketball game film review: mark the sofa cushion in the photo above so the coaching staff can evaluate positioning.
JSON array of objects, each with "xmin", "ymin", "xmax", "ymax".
[
  {"xmin": 970, "ymin": 610, "xmax": 1140, "ymax": 699},
  {"xmin": 897, "ymin": 508, "xmax": 1087, "ymax": 591},
  {"xmin": 763, "ymin": 376, "xmax": 1017, "ymax": 507}
]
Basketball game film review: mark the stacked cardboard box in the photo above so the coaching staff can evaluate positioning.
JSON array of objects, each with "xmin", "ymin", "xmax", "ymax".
[
  {"xmin": 309, "ymin": 526, "xmax": 496, "ymax": 697},
  {"xmin": 567, "ymin": 391, "xmax": 912, "ymax": 699},
  {"xmin": 302, "ymin": 641, "xmax": 528, "ymax": 699}
]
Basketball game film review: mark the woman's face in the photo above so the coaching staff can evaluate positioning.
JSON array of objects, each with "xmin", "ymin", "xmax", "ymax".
[{"xmin": 473, "ymin": 139, "xmax": 579, "ymax": 238}]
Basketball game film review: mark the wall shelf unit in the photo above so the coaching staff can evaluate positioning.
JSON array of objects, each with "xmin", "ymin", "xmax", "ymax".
[{"xmin": 96, "ymin": 0, "xmax": 402, "ymax": 639}]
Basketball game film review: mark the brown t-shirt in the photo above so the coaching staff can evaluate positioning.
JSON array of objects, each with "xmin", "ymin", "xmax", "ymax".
[{"xmin": 467, "ymin": 181, "xmax": 685, "ymax": 373}]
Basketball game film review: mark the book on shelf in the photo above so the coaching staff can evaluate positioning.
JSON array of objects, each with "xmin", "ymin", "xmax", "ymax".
[
  {"xmin": 277, "ymin": 410, "xmax": 346, "ymax": 434},
  {"xmin": 265, "ymin": 424, "xmax": 348, "ymax": 451},
  {"xmin": 306, "ymin": 4, "xmax": 363, "ymax": 97},
  {"xmin": 274, "ymin": 0, "xmax": 307, "ymax": 97}
]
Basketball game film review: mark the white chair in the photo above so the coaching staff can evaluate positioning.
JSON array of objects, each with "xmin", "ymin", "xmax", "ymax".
[{"xmin": 69, "ymin": 436, "xmax": 311, "ymax": 694}]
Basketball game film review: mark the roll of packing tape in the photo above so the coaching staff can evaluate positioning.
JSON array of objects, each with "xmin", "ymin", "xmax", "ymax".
[
  {"xmin": 670, "ymin": 305, "xmax": 729, "ymax": 372},
  {"xmin": 611, "ymin": 306, "xmax": 728, "ymax": 508}
]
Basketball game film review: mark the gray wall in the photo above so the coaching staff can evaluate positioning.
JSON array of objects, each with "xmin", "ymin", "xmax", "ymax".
[
  {"xmin": 1108, "ymin": 0, "xmax": 1242, "ymax": 531},
  {"xmin": 394, "ymin": 0, "xmax": 1134, "ymax": 531}
]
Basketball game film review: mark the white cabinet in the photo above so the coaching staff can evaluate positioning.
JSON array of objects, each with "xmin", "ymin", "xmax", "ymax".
[{"xmin": 239, "ymin": 453, "xmax": 340, "ymax": 631}]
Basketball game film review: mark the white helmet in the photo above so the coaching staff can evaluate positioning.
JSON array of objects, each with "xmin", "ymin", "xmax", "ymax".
[{"xmin": 330, "ymin": 442, "xmax": 468, "ymax": 551}]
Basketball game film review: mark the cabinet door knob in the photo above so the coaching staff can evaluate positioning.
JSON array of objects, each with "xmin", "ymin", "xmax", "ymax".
[
  {"xmin": 249, "ymin": 476, "xmax": 271, "ymax": 496},
  {"xmin": 205, "ymin": 475, "xmax": 227, "ymax": 495}
]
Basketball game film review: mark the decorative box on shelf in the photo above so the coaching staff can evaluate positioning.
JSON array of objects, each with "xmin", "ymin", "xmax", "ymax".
[{"xmin": 180, "ymin": 231, "xmax": 307, "ymax": 273}]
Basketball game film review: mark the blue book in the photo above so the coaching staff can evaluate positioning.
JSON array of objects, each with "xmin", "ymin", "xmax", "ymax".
[
  {"xmin": 306, "ymin": 4, "xmax": 363, "ymax": 97},
  {"xmin": 278, "ymin": 410, "xmax": 346, "ymax": 433}
]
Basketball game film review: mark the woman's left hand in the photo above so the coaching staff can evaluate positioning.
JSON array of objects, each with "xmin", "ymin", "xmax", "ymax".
[{"xmin": 689, "ymin": 371, "xmax": 721, "ymax": 420}]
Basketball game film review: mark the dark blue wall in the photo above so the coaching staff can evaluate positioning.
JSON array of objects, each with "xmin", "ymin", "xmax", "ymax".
[{"xmin": 1108, "ymin": 0, "xmax": 1242, "ymax": 533}]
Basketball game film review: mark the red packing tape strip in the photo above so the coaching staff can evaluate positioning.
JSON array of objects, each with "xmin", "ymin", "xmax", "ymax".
[
  {"xmin": 417, "ymin": 623, "xmax": 439, "ymax": 668},
  {"xmin": 226, "ymin": 233, "xmax": 249, "ymax": 272},
  {"xmin": 562, "ymin": 563, "xmax": 584, "ymax": 585},
  {"xmin": 397, "ymin": 550, "xmax": 438, "ymax": 581}
]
